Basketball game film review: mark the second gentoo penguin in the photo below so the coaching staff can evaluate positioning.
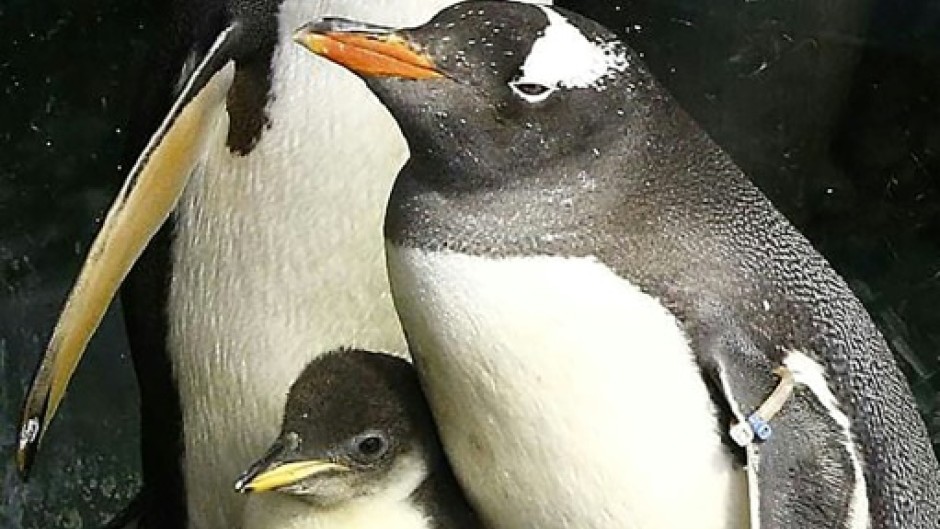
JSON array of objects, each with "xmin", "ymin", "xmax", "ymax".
[
  {"xmin": 16, "ymin": 1, "xmax": 470, "ymax": 528},
  {"xmin": 295, "ymin": 2, "xmax": 940, "ymax": 529},
  {"xmin": 235, "ymin": 349, "xmax": 479, "ymax": 529}
]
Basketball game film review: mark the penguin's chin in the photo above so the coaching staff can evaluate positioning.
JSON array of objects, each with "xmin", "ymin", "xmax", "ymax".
[{"xmin": 277, "ymin": 476, "xmax": 360, "ymax": 509}]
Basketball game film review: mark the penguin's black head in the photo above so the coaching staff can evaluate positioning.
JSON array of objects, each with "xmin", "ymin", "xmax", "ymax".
[
  {"xmin": 234, "ymin": 349, "xmax": 439, "ymax": 508},
  {"xmin": 295, "ymin": 1, "xmax": 649, "ymax": 176}
]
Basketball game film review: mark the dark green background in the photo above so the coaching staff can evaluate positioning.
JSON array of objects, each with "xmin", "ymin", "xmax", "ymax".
[{"xmin": 1, "ymin": 0, "xmax": 937, "ymax": 527}]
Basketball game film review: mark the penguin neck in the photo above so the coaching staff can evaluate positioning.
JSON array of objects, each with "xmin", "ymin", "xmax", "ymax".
[
  {"xmin": 387, "ymin": 129, "xmax": 624, "ymax": 256},
  {"xmin": 243, "ymin": 492, "xmax": 433, "ymax": 529},
  {"xmin": 386, "ymin": 84, "xmax": 734, "ymax": 259}
]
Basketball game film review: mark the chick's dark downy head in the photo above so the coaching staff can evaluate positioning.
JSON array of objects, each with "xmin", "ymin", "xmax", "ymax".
[{"xmin": 236, "ymin": 349, "xmax": 439, "ymax": 508}]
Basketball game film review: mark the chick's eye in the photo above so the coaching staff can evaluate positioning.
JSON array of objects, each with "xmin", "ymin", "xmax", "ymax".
[
  {"xmin": 352, "ymin": 431, "xmax": 389, "ymax": 460},
  {"xmin": 359, "ymin": 436, "xmax": 384, "ymax": 455},
  {"xmin": 509, "ymin": 81, "xmax": 555, "ymax": 103}
]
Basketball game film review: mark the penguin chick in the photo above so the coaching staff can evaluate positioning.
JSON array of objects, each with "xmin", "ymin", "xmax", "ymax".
[{"xmin": 236, "ymin": 349, "xmax": 479, "ymax": 529}]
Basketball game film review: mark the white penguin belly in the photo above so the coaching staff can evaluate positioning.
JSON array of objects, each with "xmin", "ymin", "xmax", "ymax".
[
  {"xmin": 242, "ymin": 493, "xmax": 431, "ymax": 529},
  {"xmin": 167, "ymin": 2, "xmax": 464, "ymax": 529},
  {"xmin": 387, "ymin": 245, "xmax": 749, "ymax": 529}
]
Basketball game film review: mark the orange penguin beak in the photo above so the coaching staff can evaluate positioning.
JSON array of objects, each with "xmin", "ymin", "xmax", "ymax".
[{"xmin": 293, "ymin": 18, "xmax": 443, "ymax": 80}]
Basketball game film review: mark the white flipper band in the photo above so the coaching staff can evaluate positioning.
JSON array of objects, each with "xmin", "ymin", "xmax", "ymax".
[{"xmin": 729, "ymin": 367, "xmax": 796, "ymax": 447}]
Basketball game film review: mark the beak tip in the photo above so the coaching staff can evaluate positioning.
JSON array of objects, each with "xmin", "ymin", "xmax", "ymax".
[
  {"xmin": 292, "ymin": 23, "xmax": 314, "ymax": 44},
  {"xmin": 293, "ymin": 17, "xmax": 345, "ymax": 42},
  {"xmin": 234, "ymin": 471, "xmax": 259, "ymax": 494}
]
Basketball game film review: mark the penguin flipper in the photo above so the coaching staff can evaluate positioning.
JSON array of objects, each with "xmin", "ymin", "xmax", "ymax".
[
  {"xmin": 15, "ymin": 26, "xmax": 239, "ymax": 477},
  {"xmin": 713, "ymin": 351, "xmax": 869, "ymax": 529}
]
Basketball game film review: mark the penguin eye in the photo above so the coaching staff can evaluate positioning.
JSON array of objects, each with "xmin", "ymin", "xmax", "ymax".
[
  {"xmin": 350, "ymin": 431, "xmax": 390, "ymax": 462},
  {"xmin": 509, "ymin": 80, "xmax": 556, "ymax": 103}
]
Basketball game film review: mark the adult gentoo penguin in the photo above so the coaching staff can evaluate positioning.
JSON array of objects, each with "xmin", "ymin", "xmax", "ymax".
[
  {"xmin": 235, "ymin": 348, "xmax": 479, "ymax": 529},
  {"xmin": 295, "ymin": 2, "xmax": 940, "ymax": 528},
  {"xmin": 15, "ymin": 1, "xmax": 467, "ymax": 528}
]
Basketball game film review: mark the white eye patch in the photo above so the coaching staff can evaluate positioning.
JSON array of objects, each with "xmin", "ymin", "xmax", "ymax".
[{"xmin": 510, "ymin": 5, "xmax": 628, "ymax": 103}]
